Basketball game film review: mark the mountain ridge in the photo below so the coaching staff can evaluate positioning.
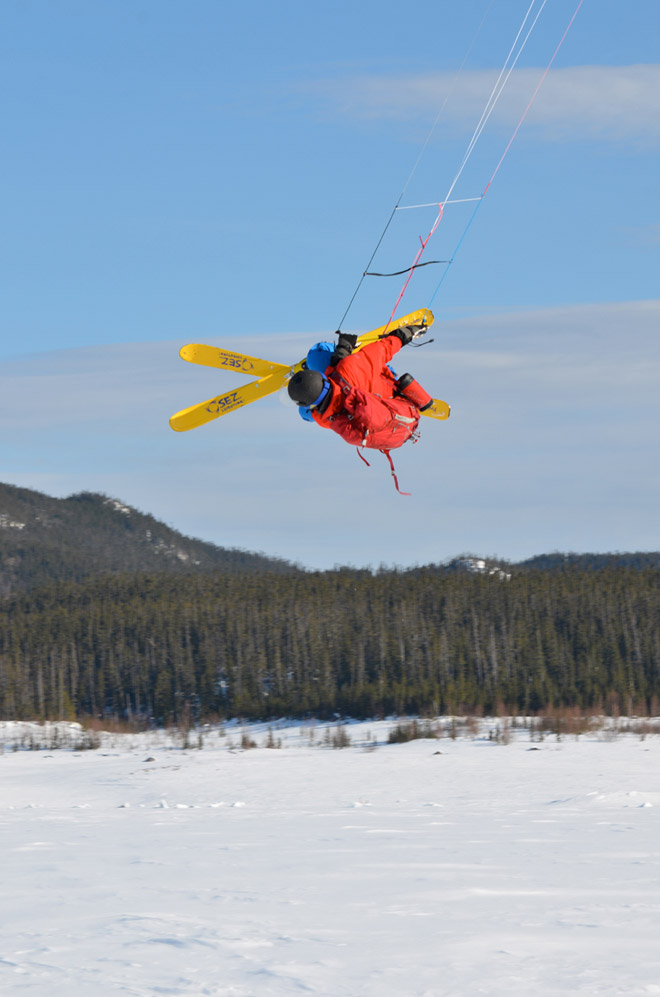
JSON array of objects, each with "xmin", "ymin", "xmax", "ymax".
[
  {"xmin": 2, "ymin": 481, "xmax": 659, "ymax": 596},
  {"xmin": 0, "ymin": 481, "xmax": 297, "ymax": 594}
]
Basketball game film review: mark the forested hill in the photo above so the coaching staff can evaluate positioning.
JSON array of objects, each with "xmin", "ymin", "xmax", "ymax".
[
  {"xmin": 3, "ymin": 481, "xmax": 659, "ymax": 597},
  {"xmin": 3, "ymin": 481, "xmax": 660, "ymax": 725},
  {"xmin": 518, "ymin": 552, "xmax": 660, "ymax": 571},
  {"xmin": 2, "ymin": 564, "xmax": 660, "ymax": 722},
  {"xmin": 0, "ymin": 482, "xmax": 297, "ymax": 594}
]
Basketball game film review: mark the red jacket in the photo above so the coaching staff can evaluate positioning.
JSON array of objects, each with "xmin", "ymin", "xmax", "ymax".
[{"xmin": 312, "ymin": 336, "xmax": 420, "ymax": 451}]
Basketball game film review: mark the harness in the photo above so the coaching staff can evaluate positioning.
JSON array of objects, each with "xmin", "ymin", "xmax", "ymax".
[{"xmin": 328, "ymin": 371, "xmax": 417, "ymax": 496}]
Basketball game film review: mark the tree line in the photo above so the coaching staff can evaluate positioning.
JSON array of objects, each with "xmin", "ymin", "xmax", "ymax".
[{"xmin": 1, "ymin": 564, "xmax": 659, "ymax": 723}]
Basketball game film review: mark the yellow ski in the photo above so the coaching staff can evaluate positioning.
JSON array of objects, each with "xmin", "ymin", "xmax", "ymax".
[
  {"xmin": 422, "ymin": 398, "xmax": 451, "ymax": 421},
  {"xmin": 169, "ymin": 371, "xmax": 290, "ymax": 432},
  {"xmin": 353, "ymin": 307, "xmax": 433, "ymax": 350},
  {"xmin": 179, "ymin": 344, "xmax": 290, "ymax": 378},
  {"xmin": 170, "ymin": 308, "xmax": 439, "ymax": 432}
]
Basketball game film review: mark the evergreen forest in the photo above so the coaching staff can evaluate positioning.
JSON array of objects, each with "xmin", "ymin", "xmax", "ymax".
[{"xmin": 2, "ymin": 562, "xmax": 659, "ymax": 723}]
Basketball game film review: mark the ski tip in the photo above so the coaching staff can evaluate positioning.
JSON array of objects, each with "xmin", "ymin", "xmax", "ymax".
[
  {"xmin": 168, "ymin": 414, "xmax": 187, "ymax": 432},
  {"xmin": 422, "ymin": 399, "xmax": 450, "ymax": 421},
  {"xmin": 169, "ymin": 405, "xmax": 205, "ymax": 432},
  {"xmin": 179, "ymin": 344, "xmax": 196, "ymax": 360}
]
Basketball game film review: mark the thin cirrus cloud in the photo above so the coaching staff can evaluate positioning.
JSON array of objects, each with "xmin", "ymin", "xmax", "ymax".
[
  {"xmin": 2, "ymin": 301, "xmax": 659, "ymax": 439},
  {"xmin": 2, "ymin": 300, "xmax": 660, "ymax": 568},
  {"xmin": 619, "ymin": 222, "xmax": 660, "ymax": 248},
  {"xmin": 310, "ymin": 64, "xmax": 660, "ymax": 144}
]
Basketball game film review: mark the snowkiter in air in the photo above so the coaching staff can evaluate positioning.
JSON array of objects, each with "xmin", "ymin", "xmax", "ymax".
[{"xmin": 287, "ymin": 324, "xmax": 433, "ymax": 454}]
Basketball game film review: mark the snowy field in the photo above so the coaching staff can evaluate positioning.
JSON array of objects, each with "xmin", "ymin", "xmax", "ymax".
[{"xmin": 1, "ymin": 718, "xmax": 659, "ymax": 997}]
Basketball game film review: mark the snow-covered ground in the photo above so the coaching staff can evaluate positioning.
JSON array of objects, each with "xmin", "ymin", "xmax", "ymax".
[{"xmin": 1, "ymin": 718, "xmax": 659, "ymax": 996}]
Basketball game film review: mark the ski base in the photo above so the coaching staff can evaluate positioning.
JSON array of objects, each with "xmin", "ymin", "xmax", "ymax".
[
  {"xmin": 170, "ymin": 308, "xmax": 441, "ymax": 432},
  {"xmin": 179, "ymin": 345, "xmax": 290, "ymax": 378},
  {"xmin": 422, "ymin": 399, "xmax": 450, "ymax": 421}
]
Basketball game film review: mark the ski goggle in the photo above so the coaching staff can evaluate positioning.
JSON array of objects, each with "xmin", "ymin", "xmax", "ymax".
[{"xmin": 308, "ymin": 377, "xmax": 331, "ymax": 409}]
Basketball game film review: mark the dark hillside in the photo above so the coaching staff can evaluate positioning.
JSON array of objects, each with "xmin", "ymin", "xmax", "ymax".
[
  {"xmin": 3, "ymin": 482, "xmax": 660, "ymax": 726},
  {"xmin": 0, "ymin": 482, "xmax": 297, "ymax": 594},
  {"xmin": 519, "ymin": 552, "xmax": 660, "ymax": 571}
]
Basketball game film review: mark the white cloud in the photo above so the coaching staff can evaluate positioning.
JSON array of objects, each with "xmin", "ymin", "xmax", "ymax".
[
  {"xmin": 618, "ymin": 222, "xmax": 660, "ymax": 248},
  {"xmin": 310, "ymin": 65, "xmax": 660, "ymax": 144},
  {"xmin": 2, "ymin": 300, "xmax": 660, "ymax": 568}
]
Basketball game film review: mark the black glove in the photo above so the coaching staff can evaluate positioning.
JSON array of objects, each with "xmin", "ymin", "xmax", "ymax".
[
  {"xmin": 387, "ymin": 325, "xmax": 417, "ymax": 346},
  {"xmin": 331, "ymin": 332, "xmax": 358, "ymax": 365}
]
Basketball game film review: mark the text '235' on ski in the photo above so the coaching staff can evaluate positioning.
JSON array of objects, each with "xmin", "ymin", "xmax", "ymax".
[{"xmin": 169, "ymin": 309, "xmax": 450, "ymax": 434}]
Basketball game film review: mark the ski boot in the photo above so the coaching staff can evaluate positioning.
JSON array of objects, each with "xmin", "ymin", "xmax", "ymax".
[{"xmin": 395, "ymin": 373, "xmax": 433, "ymax": 411}]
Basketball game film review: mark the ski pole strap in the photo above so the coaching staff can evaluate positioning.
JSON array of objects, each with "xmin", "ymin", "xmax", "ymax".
[{"xmin": 382, "ymin": 450, "xmax": 411, "ymax": 496}]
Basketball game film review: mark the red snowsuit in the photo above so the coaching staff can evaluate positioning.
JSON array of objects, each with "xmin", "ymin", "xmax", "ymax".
[{"xmin": 311, "ymin": 336, "xmax": 421, "ymax": 451}]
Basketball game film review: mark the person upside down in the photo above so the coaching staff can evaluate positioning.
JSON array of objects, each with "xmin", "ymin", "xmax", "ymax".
[{"xmin": 286, "ymin": 323, "xmax": 433, "ymax": 491}]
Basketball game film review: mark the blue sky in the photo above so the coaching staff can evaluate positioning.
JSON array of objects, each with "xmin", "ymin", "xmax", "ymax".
[{"xmin": 1, "ymin": 0, "xmax": 659, "ymax": 568}]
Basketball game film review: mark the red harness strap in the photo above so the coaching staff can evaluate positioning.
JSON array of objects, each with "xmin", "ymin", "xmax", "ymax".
[
  {"xmin": 382, "ymin": 449, "xmax": 411, "ymax": 496},
  {"xmin": 355, "ymin": 447, "xmax": 411, "ymax": 496}
]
